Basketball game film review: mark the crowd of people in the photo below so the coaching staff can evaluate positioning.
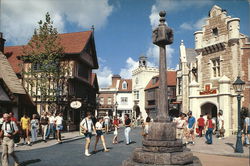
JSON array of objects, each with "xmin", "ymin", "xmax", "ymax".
[
  {"xmin": 173, "ymin": 110, "xmax": 250, "ymax": 146},
  {"xmin": 80, "ymin": 113, "xmax": 133, "ymax": 157},
  {"xmin": 173, "ymin": 111, "xmax": 225, "ymax": 145},
  {"xmin": 0, "ymin": 111, "xmax": 64, "ymax": 146}
]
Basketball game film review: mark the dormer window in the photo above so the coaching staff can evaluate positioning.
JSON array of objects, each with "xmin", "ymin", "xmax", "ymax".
[
  {"xmin": 212, "ymin": 28, "xmax": 218, "ymax": 36},
  {"xmin": 152, "ymin": 77, "xmax": 158, "ymax": 85},
  {"xmin": 122, "ymin": 81, "xmax": 127, "ymax": 89}
]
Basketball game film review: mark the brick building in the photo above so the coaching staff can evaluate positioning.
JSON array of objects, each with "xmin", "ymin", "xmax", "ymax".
[
  {"xmin": 98, "ymin": 75, "xmax": 133, "ymax": 120},
  {"xmin": 145, "ymin": 71, "xmax": 177, "ymax": 120},
  {"xmin": 176, "ymin": 5, "xmax": 250, "ymax": 136}
]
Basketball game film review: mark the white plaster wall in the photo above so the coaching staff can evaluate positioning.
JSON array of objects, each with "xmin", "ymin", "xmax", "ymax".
[{"xmin": 132, "ymin": 67, "xmax": 158, "ymax": 120}]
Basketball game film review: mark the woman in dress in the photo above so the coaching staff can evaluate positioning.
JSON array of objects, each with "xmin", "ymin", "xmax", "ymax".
[
  {"xmin": 94, "ymin": 117, "xmax": 109, "ymax": 153},
  {"xmin": 30, "ymin": 114, "xmax": 39, "ymax": 144}
]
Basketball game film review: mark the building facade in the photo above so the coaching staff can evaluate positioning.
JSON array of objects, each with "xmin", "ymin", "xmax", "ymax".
[
  {"xmin": 176, "ymin": 5, "xmax": 250, "ymax": 136},
  {"xmin": 0, "ymin": 33, "xmax": 35, "ymax": 119},
  {"xmin": 145, "ymin": 71, "xmax": 177, "ymax": 120},
  {"xmin": 132, "ymin": 56, "xmax": 159, "ymax": 120},
  {"xmin": 98, "ymin": 75, "xmax": 133, "ymax": 121},
  {"xmin": 5, "ymin": 31, "xmax": 99, "ymax": 129}
]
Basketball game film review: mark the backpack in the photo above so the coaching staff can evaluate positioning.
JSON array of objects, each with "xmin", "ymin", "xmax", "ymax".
[{"xmin": 4, "ymin": 122, "xmax": 20, "ymax": 143}]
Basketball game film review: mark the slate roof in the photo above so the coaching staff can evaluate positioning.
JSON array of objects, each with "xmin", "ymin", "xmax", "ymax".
[{"xmin": 0, "ymin": 52, "xmax": 26, "ymax": 94}]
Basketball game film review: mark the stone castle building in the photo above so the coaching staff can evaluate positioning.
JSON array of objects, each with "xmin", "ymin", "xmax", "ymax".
[{"xmin": 176, "ymin": 5, "xmax": 250, "ymax": 136}]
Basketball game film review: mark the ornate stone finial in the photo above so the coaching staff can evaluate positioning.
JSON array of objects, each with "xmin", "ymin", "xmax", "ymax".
[{"xmin": 159, "ymin": 11, "xmax": 166, "ymax": 23}]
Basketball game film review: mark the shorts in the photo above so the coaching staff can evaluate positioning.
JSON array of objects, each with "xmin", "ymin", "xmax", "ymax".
[
  {"xmin": 56, "ymin": 125, "xmax": 63, "ymax": 131},
  {"xmin": 243, "ymin": 126, "xmax": 250, "ymax": 134},
  {"xmin": 96, "ymin": 130, "xmax": 103, "ymax": 136},
  {"xmin": 84, "ymin": 132, "xmax": 92, "ymax": 138},
  {"xmin": 188, "ymin": 128, "xmax": 194, "ymax": 134}
]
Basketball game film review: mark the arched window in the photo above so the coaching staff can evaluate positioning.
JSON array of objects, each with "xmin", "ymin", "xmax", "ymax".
[{"xmin": 122, "ymin": 81, "xmax": 127, "ymax": 89}]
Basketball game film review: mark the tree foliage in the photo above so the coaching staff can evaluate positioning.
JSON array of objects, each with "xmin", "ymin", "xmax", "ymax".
[{"xmin": 21, "ymin": 12, "xmax": 67, "ymax": 112}]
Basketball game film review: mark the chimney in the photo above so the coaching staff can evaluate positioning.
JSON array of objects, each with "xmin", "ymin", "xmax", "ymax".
[
  {"xmin": 0, "ymin": 32, "xmax": 6, "ymax": 53},
  {"xmin": 111, "ymin": 75, "xmax": 121, "ymax": 88}
]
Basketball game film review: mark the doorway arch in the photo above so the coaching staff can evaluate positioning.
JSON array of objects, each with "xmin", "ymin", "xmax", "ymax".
[{"xmin": 200, "ymin": 102, "xmax": 217, "ymax": 118}]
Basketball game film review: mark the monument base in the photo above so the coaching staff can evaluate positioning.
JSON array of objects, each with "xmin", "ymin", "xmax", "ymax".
[{"xmin": 121, "ymin": 122, "xmax": 202, "ymax": 166}]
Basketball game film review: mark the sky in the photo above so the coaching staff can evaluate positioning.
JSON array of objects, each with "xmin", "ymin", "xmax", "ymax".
[{"xmin": 1, "ymin": 0, "xmax": 249, "ymax": 87}]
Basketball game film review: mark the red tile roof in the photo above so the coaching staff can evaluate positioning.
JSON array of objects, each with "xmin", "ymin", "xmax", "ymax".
[
  {"xmin": 4, "ymin": 45, "xmax": 24, "ymax": 74},
  {"xmin": 4, "ymin": 31, "xmax": 93, "ymax": 74},
  {"xmin": 145, "ymin": 71, "xmax": 177, "ymax": 90},
  {"xmin": 118, "ymin": 79, "xmax": 132, "ymax": 92}
]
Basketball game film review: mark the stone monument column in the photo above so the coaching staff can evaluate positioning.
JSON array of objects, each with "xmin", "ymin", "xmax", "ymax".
[{"xmin": 122, "ymin": 11, "xmax": 202, "ymax": 166}]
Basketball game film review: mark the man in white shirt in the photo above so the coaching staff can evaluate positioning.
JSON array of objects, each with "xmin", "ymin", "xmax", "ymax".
[
  {"xmin": 104, "ymin": 114, "xmax": 110, "ymax": 133},
  {"xmin": 80, "ymin": 112, "xmax": 96, "ymax": 156},
  {"xmin": 174, "ymin": 113, "xmax": 186, "ymax": 140},
  {"xmin": 0, "ymin": 113, "xmax": 20, "ymax": 166},
  {"xmin": 46, "ymin": 112, "xmax": 55, "ymax": 139},
  {"xmin": 55, "ymin": 113, "xmax": 63, "ymax": 143}
]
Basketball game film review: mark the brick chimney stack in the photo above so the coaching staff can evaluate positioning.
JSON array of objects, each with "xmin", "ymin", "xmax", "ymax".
[
  {"xmin": 0, "ymin": 32, "xmax": 6, "ymax": 53},
  {"xmin": 111, "ymin": 75, "xmax": 121, "ymax": 88}
]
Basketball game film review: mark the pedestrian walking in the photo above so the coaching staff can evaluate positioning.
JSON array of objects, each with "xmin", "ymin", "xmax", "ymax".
[
  {"xmin": 9, "ymin": 112, "xmax": 19, "ymax": 147},
  {"xmin": 80, "ymin": 112, "xmax": 96, "ymax": 157},
  {"xmin": 174, "ymin": 113, "xmax": 186, "ymax": 139},
  {"xmin": 124, "ymin": 114, "xmax": 131, "ymax": 145},
  {"xmin": 205, "ymin": 115, "xmax": 215, "ymax": 144},
  {"xmin": 0, "ymin": 113, "xmax": 4, "ymax": 145},
  {"xmin": 197, "ymin": 115, "xmax": 205, "ymax": 137},
  {"xmin": 40, "ymin": 112, "xmax": 49, "ymax": 142},
  {"xmin": 242, "ymin": 113, "xmax": 250, "ymax": 146},
  {"xmin": 104, "ymin": 114, "xmax": 110, "ymax": 134},
  {"xmin": 30, "ymin": 114, "xmax": 39, "ymax": 144},
  {"xmin": 55, "ymin": 112, "xmax": 63, "ymax": 143},
  {"xmin": 46, "ymin": 112, "xmax": 56, "ymax": 139},
  {"xmin": 142, "ymin": 117, "xmax": 151, "ymax": 137},
  {"xmin": 0, "ymin": 113, "xmax": 20, "ymax": 166},
  {"xmin": 94, "ymin": 117, "xmax": 110, "ymax": 153},
  {"xmin": 113, "ymin": 116, "xmax": 119, "ymax": 144},
  {"xmin": 217, "ymin": 110, "xmax": 224, "ymax": 139},
  {"xmin": 20, "ymin": 112, "xmax": 31, "ymax": 145},
  {"xmin": 186, "ymin": 111, "xmax": 196, "ymax": 145}
]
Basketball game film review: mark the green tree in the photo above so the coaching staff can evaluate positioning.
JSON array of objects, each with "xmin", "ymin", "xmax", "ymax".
[{"xmin": 21, "ymin": 12, "xmax": 67, "ymax": 113}]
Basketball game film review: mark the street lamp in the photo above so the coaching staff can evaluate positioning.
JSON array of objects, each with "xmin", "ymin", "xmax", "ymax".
[
  {"xmin": 233, "ymin": 76, "xmax": 245, "ymax": 153},
  {"xmin": 114, "ymin": 102, "xmax": 118, "ymax": 117}
]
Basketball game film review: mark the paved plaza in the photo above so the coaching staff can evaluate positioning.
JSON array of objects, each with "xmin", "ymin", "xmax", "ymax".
[{"xmin": 0, "ymin": 127, "xmax": 249, "ymax": 166}]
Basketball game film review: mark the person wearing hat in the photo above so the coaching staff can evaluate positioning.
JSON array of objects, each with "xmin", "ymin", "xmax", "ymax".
[{"xmin": 0, "ymin": 113, "xmax": 20, "ymax": 166}]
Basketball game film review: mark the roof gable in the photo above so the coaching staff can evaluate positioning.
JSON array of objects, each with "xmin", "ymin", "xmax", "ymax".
[
  {"xmin": 118, "ymin": 79, "xmax": 132, "ymax": 92},
  {"xmin": 0, "ymin": 52, "xmax": 26, "ymax": 94},
  {"xmin": 145, "ymin": 71, "xmax": 177, "ymax": 90},
  {"xmin": 4, "ymin": 30, "xmax": 99, "ymax": 73}
]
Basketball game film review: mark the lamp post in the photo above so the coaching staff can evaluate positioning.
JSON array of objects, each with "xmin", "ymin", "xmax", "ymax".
[
  {"xmin": 114, "ymin": 101, "xmax": 118, "ymax": 117},
  {"xmin": 233, "ymin": 76, "xmax": 245, "ymax": 153}
]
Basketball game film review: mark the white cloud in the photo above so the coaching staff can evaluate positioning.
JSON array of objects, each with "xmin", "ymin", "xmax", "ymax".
[
  {"xmin": 179, "ymin": 17, "xmax": 206, "ymax": 31},
  {"xmin": 180, "ymin": 23, "xmax": 193, "ymax": 30},
  {"xmin": 95, "ymin": 65, "xmax": 113, "ymax": 88},
  {"xmin": 194, "ymin": 17, "xmax": 207, "ymax": 29},
  {"xmin": 146, "ymin": 44, "xmax": 174, "ymax": 67},
  {"xmin": 119, "ymin": 57, "xmax": 138, "ymax": 79},
  {"xmin": 1, "ymin": 0, "xmax": 113, "ymax": 45},
  {"xmin": 149, "ymin": 0, "xmax": 211, "ymax": 29}
]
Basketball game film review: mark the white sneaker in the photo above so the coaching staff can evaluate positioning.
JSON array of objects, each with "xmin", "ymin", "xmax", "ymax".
[{"xmin": 85, "ymin": 152, "xmax": 91, "ymax": 157}]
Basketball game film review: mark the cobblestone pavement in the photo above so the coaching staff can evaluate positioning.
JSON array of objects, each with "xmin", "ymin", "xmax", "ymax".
[{"xmin": 0, "ymin": 127, "xmax": 249, "ymax": 166}]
